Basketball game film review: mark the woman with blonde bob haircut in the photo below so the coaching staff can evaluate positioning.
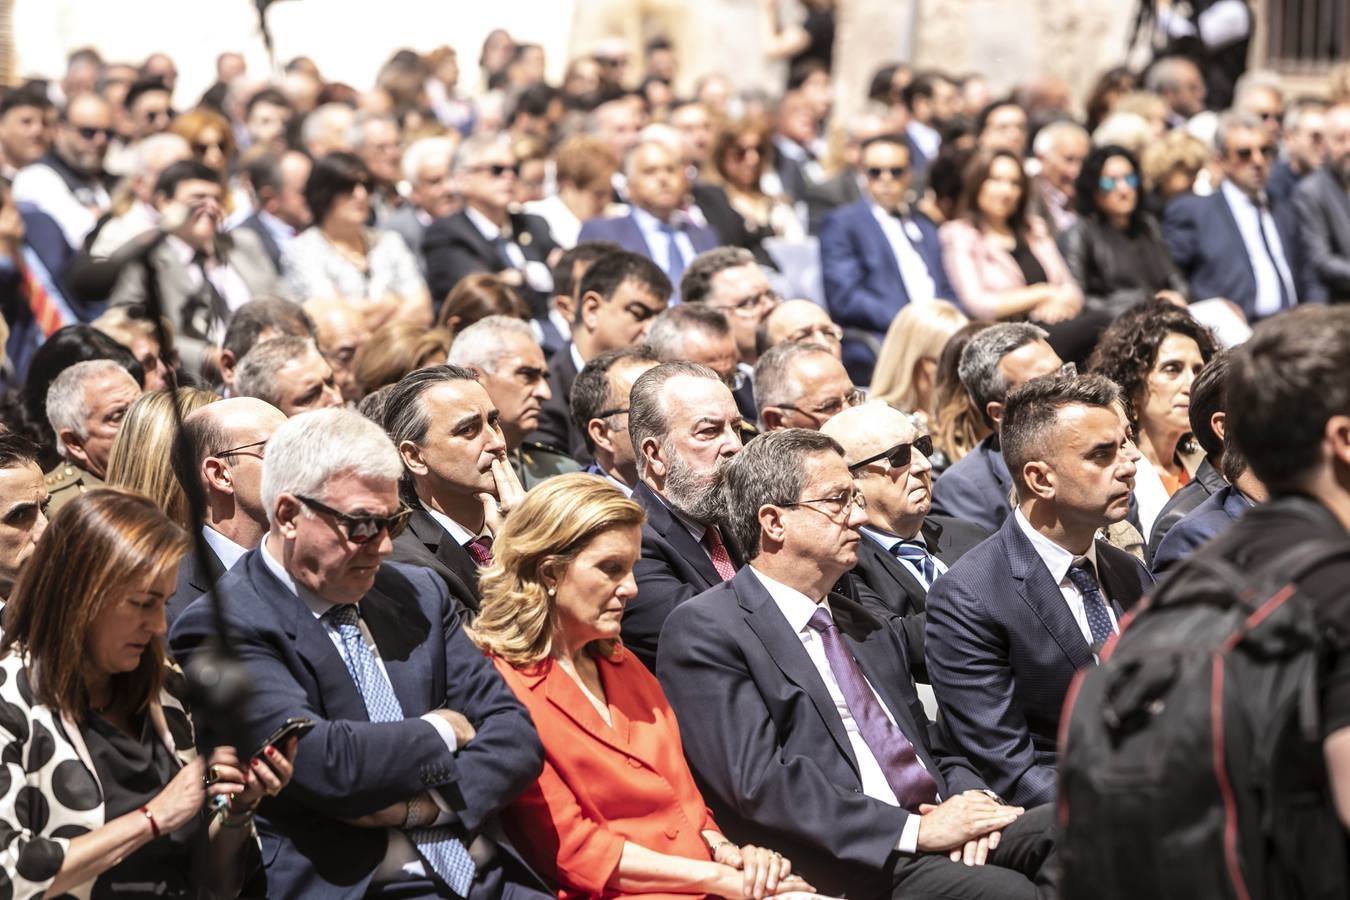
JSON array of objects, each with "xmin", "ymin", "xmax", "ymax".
[
  {"xmin": 869, "ymin": 299, "xmax": 969, "ymax": 424},
  {"xmin": 0, "ymin": 490, "xmax": 296, "ymax": 898},
  {"xmin": 106, "ymin": 388, "xmax": 221, "ymax": 528},
  {"xmin": 472, "ymin": 474, "xmax": 813, "ymax": 899}
]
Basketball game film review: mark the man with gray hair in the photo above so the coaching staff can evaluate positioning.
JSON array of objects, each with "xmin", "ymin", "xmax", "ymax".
[
  {"xmin": 349, "ymin": 111, "xmax": 403, "ymax": 222},
  {"xmin": 1267, "ymin": 99, "xmax": 1324, "ymax": 206},
  {"xmin": 1163, "ymin": 110, "xmax": 1324, "ymax": 320},
  {"xmin": 422, "ymin": 133, "xmax": 558, "ymax": 308},
  {"xmin": 1144, "ymin": 56, "xmax": 1206, "ymax": 129},
  {"xmin": 299, "ymin": 101, "xmax": 355, "ymax": 158},
  {"xmin": 657, "ymin": 428, "xmax": 1057, "ymax": 899},
  {"xmin": 234, "ymin": 335, "xmax": 344, "ymax": 417},
  {"xmin": 44, "ymin": 359, "xmax": 143, "ymax": 513},
  {"xmin": 624, "ymin": 360, "xmax": 745, "ymax": 668},
  {"xmin": 170, "ymin": 407, "xmax": 547, "ymax": 899},
  {"xmin": 1030, "ymin": 121, "xmax": 1089, "ymax": 236},
  {"xmin": 383, "ymin": 364, "xmax": 523, "ymax": 612},
  {"xmin": 930, "ymin": 323, "xmax": 1063, "ymax": 532},
  {"xmin": 166, "ymin": 396, "xmax": 288, "ymax": 623},
  {"xmin": 448, "ymin": 315, "xmax": 578, "ymax": 488},
  {"xmin": 387, "ymin": 136, "xmax": 458, "ymax": 277},
  {"xmin": 754, "ymin": 341, "xmax": 859, "ymax": 432}
]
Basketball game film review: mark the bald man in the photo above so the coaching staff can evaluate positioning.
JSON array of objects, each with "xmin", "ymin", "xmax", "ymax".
[
  {"xmin": 760, "ymin": 299, "xmax": 843, "ymax": 358},
  {"xmin": 167, "ymin": 396, "xmax": 287, "ymax": 623},
  {"xmin": 822, "ymin": 402, "xmax": 989, "ymax": 680}
]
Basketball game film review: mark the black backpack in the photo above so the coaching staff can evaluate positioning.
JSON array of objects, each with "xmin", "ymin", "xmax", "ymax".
[{"xmin": 1058, "ymin": 538, "xmax": 1350, "ymax": 900}]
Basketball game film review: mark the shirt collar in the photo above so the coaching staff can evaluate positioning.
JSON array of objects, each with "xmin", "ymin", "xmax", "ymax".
[
  {"xmin": 464, "ymin": 204, "xmax": 505, "ymax": 240},
  {"xmin": 859, "ymin": 525, "xmax": 925, "ymax": 554},
  {"xmin": 1012, "ymin": 508, "xmax": 1098, "ymax": 585},
  {"xmin": 1220, "ymin": 178, "xmax": 1263, "ymax": 210},
  {"xmin": 257, "ymin": 209, "xmax": 296, "ymax": 240},
  {"xmin": 569, "ymin": 341, "xmax": 586, "ymax": 375},
  {"xmin": 750, "ymin": 566, "xmax": 828, "ymax": 633},
  {"xmin": 631, "ymin": 203, "xmax": 683, "ymax": 232},
  {"xmin": 419, "ymin": 501, "xmax": 479, "ymax": 547},
  {"xmin": 201, "ymin": 525, "xmax": 248, "ymax": 571}
]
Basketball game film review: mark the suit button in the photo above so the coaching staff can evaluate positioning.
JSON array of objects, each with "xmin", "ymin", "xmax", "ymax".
[{"xmin": 664, "ymin": 826, "xmax": 678, "ymax": 840}]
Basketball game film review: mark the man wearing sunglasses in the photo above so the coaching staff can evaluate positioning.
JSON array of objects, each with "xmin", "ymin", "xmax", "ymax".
[
  {"xmin": 822, "ymin": 402, "xmax": 989, "ymax": 682},
  {"xmin": 423, "ymin": 133, "xmax": 559, "ymax": 311},
  {"xmin": 13, "ymin": 92, "xmax": 114, "ymax": 249},
  {"xmin": 820, "ymin": 133, "xmax": 955, "ymax": 384},
  {"xmin": 166, "ymin": 396, "xmax": 287, "ymax": 624},
  {"xmin": 171, "ymin": 408, "xmax": 550, "ymax": 900},
  {"xmin": 1163, "ymin": 110, "xmax": 1324, "ymax": 322}
]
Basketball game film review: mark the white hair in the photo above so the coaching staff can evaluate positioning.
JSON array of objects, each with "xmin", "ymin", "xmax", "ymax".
[
  {"xmin": 344, "ymin": 111, "xmax": 397, "ymax": 151},
  {"xmin": 260, "ymin": 407, "xmax": 404, "ymax": 525},
  {"xmin": 1233, "ymin": 69, "xmax": 1284, "ymax": 110},
  {"xmin": 636, "ymin": 124, "xmax": 682, "ymax": 155},
  {"xmin": 452, "ymin": 133, "xmax": 511, "ymax": 175},
  {"xmin": 1032, "ymin": 120, "xmax": 1088, "ymax": 158},
  {"xmin": 401, "ymin": 136, "xmax": 456, "ymax": 185},
  {"xmin": 623, "ymin": 137, "xmax": 677, "ymax": 179},
  {"xmin": 133, "ymin": 133, "xmax": 190, "ymax": 178},
  {"xmin": 300, "ymin": 103, "xmax": 356, "ymax": 149},
  {"xmin": 447, "ymin": 315, "xmax": 535, "ymax": 373},
  {"xmin": 46, "ymin": 360, "xmax": 136, "ymax": 456},
  {"xmin": 1091, "ymin": 112, "xmax": 1152, "ymax": 156}
]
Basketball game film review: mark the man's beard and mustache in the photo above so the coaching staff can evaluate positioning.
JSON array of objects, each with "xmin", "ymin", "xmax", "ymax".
[{"xmin": 661, "ymin": 442, "xmax": 727, "ymax": 525}]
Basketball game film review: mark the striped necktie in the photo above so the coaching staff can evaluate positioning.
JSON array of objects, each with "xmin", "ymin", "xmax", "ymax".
[{"xmin": 892, "ymin": 540, "xmax": 937, "ymax": 588}]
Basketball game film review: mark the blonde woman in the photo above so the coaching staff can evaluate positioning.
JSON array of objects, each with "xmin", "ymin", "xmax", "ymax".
[
  {"xmin": 868, "ymin": 299, "xmax": 968, "ymax": 425},
  {"xmin": 472, "ymin": 474, "xmax": 815, "ymax": 899},
  {"xmin": 105, "ymin": 388, "xmax": 220, "ymax": 528}
]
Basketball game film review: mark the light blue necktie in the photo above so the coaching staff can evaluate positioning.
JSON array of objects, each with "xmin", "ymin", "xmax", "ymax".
[
  {"xmin": 325, "ymin": 604, "xmax": 475, "ymax": 895},
  {"xmin": 660, "ymin": 222, "xmax": 686, "ymax": 289},
  {"xmin": 1065, "ymin": 557, "xmax": 1116, "ymax": 650},
  {"xmin": 892, "ymin": 540, "xmax": 937, "ymax": 588}
]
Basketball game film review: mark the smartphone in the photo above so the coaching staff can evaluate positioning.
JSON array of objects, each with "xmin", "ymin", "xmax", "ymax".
[{"xmin": 253, "ymin": 716, "xmax": 314, "ymax": 759}]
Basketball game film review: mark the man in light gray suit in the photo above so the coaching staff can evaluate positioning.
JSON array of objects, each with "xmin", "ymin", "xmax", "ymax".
[
  {"xmin": 1294, "ymin": 103, "xmax": 1350, "ymax": 302},
  {"xmin": 386, "ymin": 136, "xmax": 458, "ymax": 280},
  {"xmin": 109, "ymin": 160, "xmax": 285, "ymax": 376}
]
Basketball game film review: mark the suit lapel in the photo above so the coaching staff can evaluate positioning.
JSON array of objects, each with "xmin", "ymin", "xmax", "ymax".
[
  {"xmin": 858, "ymin": 207, "xmax": 908, "ymax": 293},
  {"xmin": 735, "ymin": 572, "xmax": 860, "ymax": 777},
  {"xmin": 621, "ymin": 214, "xmax": 652, "ymax": 257},
  {"xmin": 451, "ymin": 212, "xmax": 502, "ymax": 268},
  {"xmin": 1092, "ymin": 540, "xmax": 1144, "ymax": 618},
  {"xmin": 406, "ymin": 508, "xmax": 480, "ymax": 607},
  {"xmin": 858, "ymin": 536, "xmax": 925, "ymax": 614},
  {"xmin": 634, "ymin": 483, "xmax": 720, "ymax": 587},
  {"xmin": 360, "ymin": 583, "xmax": 433, "ymax": 717},
  {"xmin": 1004, "ymin": 518, "xmax": 1094, "ymax": 671},
  {"xmin": 538, "ymin": 659, "xmax": 635, "ymax": 757},
  {"xmin": 1212, "ymin": 193, "xmax": 1260, "ymax": 291}
]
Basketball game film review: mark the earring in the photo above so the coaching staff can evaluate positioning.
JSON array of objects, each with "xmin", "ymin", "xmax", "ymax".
[{"xmin": 547, "ymin": 586, "xmax": 556, "ymax": 597}]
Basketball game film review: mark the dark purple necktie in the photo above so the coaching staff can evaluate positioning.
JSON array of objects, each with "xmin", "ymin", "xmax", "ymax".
[{"xmin": 807, "ymin": 606, "xmax": 938, "ymax": 810}]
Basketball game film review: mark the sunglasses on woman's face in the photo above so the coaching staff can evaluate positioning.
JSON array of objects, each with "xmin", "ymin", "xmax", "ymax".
[{"xmin": 1098, "ymin": 174, "xmax": 1139, "ymax": 192}]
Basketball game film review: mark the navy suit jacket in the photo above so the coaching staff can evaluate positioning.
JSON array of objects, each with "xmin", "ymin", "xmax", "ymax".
[
  {"xmin": 1162, "ymin": 189, "xmax": 1326, "ymax": 320},
  {"xmin": 166, "ymin": 541, "xmax": 227, "ymax": 628},
  {"xmin": 576, "ymin": 213, "xmax": 719, "ymax": 286},
  {"xmin": 656, "ymin": 567, "xmax": 988, "ymax": 897},
  {"xmin": 1151, "ymin": 483, "xmax": 1252, "ymax": 575},
  {"xmin": 929, "ymin": 435, "xmax": 1013, "ymax": 534},
  {"xmin": 925, "ymin": 513, "xmax": 1153, "ymax": 806},
  {"xmin": 625, "ymin": 481, "xmax": 744, "ymax": 669},
  {"xmin": 525, "ymin": 343, "xmax": 584, "ymax": 459},
  {"xmin": 423, "ymin": 209, "xmax": 558, "ymax": 312},
  {"xmin": 848, "ymin": 515, "xmax": 989, "ymax": 682},
  {"xmin": 388, "ymin": 507, "xmax": 483, "ymax": 613},
  {"xmin": 819, "ymin": 199, "xmax": 954, "ymax": 381},
  {"xmin": 168, "ymin": 549, "xmax": 543, "ymax": 899},
  {"xmin": 1144, "ymin": 457, "xmax": 1228, "ymax": 563},
  {"xmin": 1, "ymin": 203, "xmax": 83, "ymax": 384}
]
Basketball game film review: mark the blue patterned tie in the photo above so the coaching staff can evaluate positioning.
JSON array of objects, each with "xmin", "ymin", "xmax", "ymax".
[
  {"xmin": 325, "ymin": 604, "xmax": 475, "ymax": 895},
  {"xmin": 892, "ymin": 540, "xmax": 937, "ymax": 588},
  {"xmin": 1065, "ymin": 557, "xmax": 1116, "ymax": 649}
]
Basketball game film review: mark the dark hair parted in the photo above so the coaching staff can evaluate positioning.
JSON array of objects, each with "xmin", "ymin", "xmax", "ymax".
[
  {"xmin": 1075, "ymin": 144, "xmax": 1146, "ymax": 231},
  {"xmin": 1, "ymin": 489, "xmax": 188, "ymax": 719},
  {"xmin": 679, "ymin": 246, "xmax": 756, "ymax": 306},
  {"xmin": 956, "ymin": 149, "xmax": 1031, "ymax": 232},
  {"xmin": 1001, "ymin": 373, "xmax": 1123, "ymax": 494},
  {"xmin": 576, "ymin": 250, "xmax": 670, "ymax": 324},
  {"xmin": 571, "ymin": 346, "xmax": 659, "ymax": 452},
  {"xmin": 1187, "ymin": 350, "xmax": 1231, "ymax": 461},
  {"xmin": 1086, "ymin": 299, "xmax": 1217, "ymax": 433},
  {"xmin": 305, "ymin": 151, "xmax": 373, "ymax": 224},
  {"xmin": 0, "ymin": 431, "xmax": 40, "ymax": 470},
  {"xmin": 1227, "ymin": 306, "xmax": 1350, "ymax": 493},
  {"xmin": 722, "ymin": 428, "xmax": 844, "ymax": 560}
]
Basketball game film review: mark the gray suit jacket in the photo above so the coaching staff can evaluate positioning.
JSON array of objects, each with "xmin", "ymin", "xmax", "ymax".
[
  {"xmin": 1294, "ymin": 166, "xmax": 1350, "ymax": 301},
  {"xmin": 108, "ymin": 228, "xmax": 285, "ymax": 375}
]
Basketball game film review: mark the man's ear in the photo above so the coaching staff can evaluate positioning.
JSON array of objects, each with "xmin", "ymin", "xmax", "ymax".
[
  {"xmin": 202, "ymin": 457, "xmax": 234, "ymax": 496},
  {"xmin": 758, "ymin": 504, "xmax": 785, "ymax": 546},
  {"xmin": 640, "ymin": 435, "xmax": 666, "ymax": 479},
  {"xmin": 986, "ymin": 400, "xmax": 1005, "ymax": 430},
  {"xmin": 1210, "ymin": 410, "xmax": 1227, "ymax": 444},
  {"xmin": 274, "ymin": 493, "xmax": 302, "ymax": 538},
  {"xmin": 760, "ymin": 407, "xmax": 785, "ymax": 432},
  {"xmin": 399, "ymin": 439, "xmax": 428, "ymax": 476},
  {"xmin": 587, "ymin": 418, "xmax": 616, "ymax": 456},
  {"xmin": 1021, "ymin": 460, "xmax": 1056, "ymax": 502},
  {"xmin": 1326, "ymin": 414, "xmax": 1350, "ymax": 469},
  {"xmin": 58, "ymin": 429, "xmax": 92, "ymax": 471},
  {"xmin": 579, "ymin": 291, "xmax": 604, "ymax": 331}
]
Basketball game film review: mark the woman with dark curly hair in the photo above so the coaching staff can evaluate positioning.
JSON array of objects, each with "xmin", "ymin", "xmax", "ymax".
[
  {"xmin": 1088, "ymin": 299, "xmax": 1217, "ymax": 539},
  {"xmin": 1057, "ymin": 144, "xmax": 1188, "ymax": 319}
]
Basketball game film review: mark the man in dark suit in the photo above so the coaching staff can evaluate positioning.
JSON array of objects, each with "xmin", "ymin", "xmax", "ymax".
[
  {"xmin": 1152, "ymin": 431, "xmax": 1265, "ymax": 574},
  {"xmin": 382, "ymin": 365, "xmax": 523, "ymax": 613},
  {"xmin": 1293, "ymin": 104, "xmax": 1350, "ymax": 303},
  {"xmin": 822, "ymin": 402, "xmax": 988, "ymax": 678},
  {"xmin": 234, "ymin": 150, "xmax": 312, "ymax": 275},
  {"xmin": 423, "ymin": 134, "xmax": 558, "ymax": 310},
  {"xmin": 170, "ymin": 408, "xmax": 547, "ymax": 900},
  {"xmin": 927, "ymin": 374, "xmax": 1154, "ymax": 807},
  {"xmin": 527, "ymin": 250, "xmax": 669, "ymax": 459},
  {"xmin": 624, "ymin": 361, "xmax": 746, "ymax": 668},
  {"xmin": 1164, "ymin": 111, "xmax": 1325, "ymax": 321},
  {"xmin": 931, "ymin": 324, "xmax": 1063, "ymax": 533},
  {"xmin": 657, "ymin": 429, "xmax": 1057, "ymax": 900},
  {"xmin": 820, "ymin": 133, "xmax": 955, "ymax": 383},
  {"xmin": 576, "ymin": 139, "xmax": 719, "ymax": 298},
  {"xmin": 0, "ymin": 184, "xmax": 83, "ymax": 384},
  {"xmin": 167, "ymin": 396, "xmax": 287, "ymax": 623}
]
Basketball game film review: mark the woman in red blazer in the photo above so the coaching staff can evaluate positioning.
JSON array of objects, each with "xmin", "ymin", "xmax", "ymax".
[{"xmin": 471, "ymin": 474, "xmax": 817, "ymax": 900}]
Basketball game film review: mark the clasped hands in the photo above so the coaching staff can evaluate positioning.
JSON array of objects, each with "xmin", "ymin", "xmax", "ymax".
[
  {"xmin": 916, "ymin": 790, "xmax": 1025, "ymax": 867},
  {"xmin": 709, "ymin": 837, "xmax": 818, "ymax": 899}
]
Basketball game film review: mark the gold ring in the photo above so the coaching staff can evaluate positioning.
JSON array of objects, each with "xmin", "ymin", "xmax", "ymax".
[{"xmin": 205, "ymin": 765, "xmax": 220, "ymax": 786}]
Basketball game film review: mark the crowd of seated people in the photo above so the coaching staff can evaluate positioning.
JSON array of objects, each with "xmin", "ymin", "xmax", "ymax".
[{"xmin": 0, "ymin": 24, "xmax": 1349, "ymax": 900}]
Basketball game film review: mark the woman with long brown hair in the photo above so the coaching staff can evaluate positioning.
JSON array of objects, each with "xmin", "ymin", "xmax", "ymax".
[{"xmin": 0, "ymin": 490, "xmax": 298, "ymax": 898}]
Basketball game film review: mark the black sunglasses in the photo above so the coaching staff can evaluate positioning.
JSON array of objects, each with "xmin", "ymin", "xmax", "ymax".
[
  {"xmin": 76, "ymin": 125, "xmax": 115, "ymax": 141},
  {"xmin": 296, "ymin": 494, "xmax": 413, "ymax": 544},
  {"xmin": 866, "ymin": 165, "xmax": 908, "ymax": 180},
  {"xmin": 1233, "ymin": 144, "xmax": 1278, "ymax": 162},
  {"xmin": 472, "ymin": 163, "xmax": 520, "ymax": 178},
  {"xmin": 848, "ymin": 435, "xmax": 934, "ymax": 472}
]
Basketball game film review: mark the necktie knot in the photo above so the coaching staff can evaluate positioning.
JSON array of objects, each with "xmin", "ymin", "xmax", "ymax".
[
  {"xmin": 1066, "ymin": 557, "xmax": 1099, "ymax": 592},
  {"xmin": 466, "ymin": 535, "xmax": 494, "ymax": 567},
  {"xmin": 892, "ymin": 539, "xmax": 938, "ymax": 586},
  {"xmin": 807, "ymin": 606, "xmax": 836, "ymax": 634},
  {"xmin": 324, "ymin": 602, "xmax": 360, "ymax": 629}
]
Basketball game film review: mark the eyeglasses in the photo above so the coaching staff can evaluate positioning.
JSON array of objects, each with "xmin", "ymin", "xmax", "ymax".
[
  {"xmin": 594, "ymin": 406, "xmax": 629, "ymax": 426},
  {"xmin": 1233, "ymin": 144, "xmax": 1278, "ymax": 162},
  {"xmin": 713, "ymin": 289, "xmax": 780, "ymax": 317},
  {"xmin": 776, "ymin": 388, "xmax": 865, "ymax": 423},
  {"xmin": 786, "ymin": 323, "xmax": 844, "ymax": 344},
  {"xmin": 213, "ymin": 439, "xmax": 267, "ymax": 460},
  {"xmin": 470, "ymin": 163, "xmax": 521, "ymax": 178},
  {"xmin": 785, "ymin": 489, "xmax": 867, "ymax": 518},
  {"xmin": 1098, "ymin": 174, "xmax": 1139, "ymax": 192},
  {"xmin": 295, "ymin": 494, "xmax": 413, "ymax": 544},
  {"xmin": 731, "ymin": 144, "xmax": 763, "ymax": 161},
  {"xmin": 866, "ymin": 165, "xmax": 908, "ymax": 180},
  {"xmin": 848, "ymin": 435, "xmax": 934, "ymax": 472},
  {"xmin": 75, "ymin": 125, "xmax": 114, "ymax": 141}
]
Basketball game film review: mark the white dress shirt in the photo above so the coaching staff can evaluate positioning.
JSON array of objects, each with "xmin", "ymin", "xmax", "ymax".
[
  {"xmin": 1012, "ymin": 510, "xmax": 1119, "ymax": 655},
  {"xmin": 750, "ymin": 567, "xmax": 928, "ymax": 853},
  {"xmin": 165, "ymin": 234, "xmax": 254, "ymax": 327},
  {"xmin": 201, "ymin": 526, "xmax": 247, "ymax": 571},
  {"xmin": 1219, "ymin": 180, "xmax": 1296, "ymax": 317},
  {"xmin": 868, "ymin": 204, "xmax": 937, "ymax": 306},
  {"xmin": 420, "ymin": 503, "xmax": 481, "ymax": 548}
]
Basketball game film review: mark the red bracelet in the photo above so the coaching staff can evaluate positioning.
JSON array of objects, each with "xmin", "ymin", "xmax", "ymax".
[{"xmin": 140, "ymin": 806, "xmax": 160, "ymax": 839}]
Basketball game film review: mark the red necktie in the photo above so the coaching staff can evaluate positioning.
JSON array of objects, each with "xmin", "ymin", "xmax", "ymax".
[
  {"xmin": 20, "ymin": 264, "xmax": 65, "ymax": 337},
  {"xmin": 704, "ymin": 526, "xmax": 736, "ymax": 582},
  {"xmin": 465, "ymin": 535, "xmax": 494, "ymax": 567}
]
